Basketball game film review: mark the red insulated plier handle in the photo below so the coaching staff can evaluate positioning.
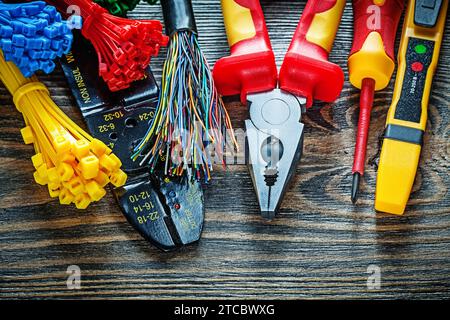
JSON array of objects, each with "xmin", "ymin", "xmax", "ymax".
[
  {"xmin": 213, "ymin": 0, "xmax": 277, "ymax": 104},
  {"xmin": 214, "ymin": 0, "xmax": 346, "ymax": 107}
]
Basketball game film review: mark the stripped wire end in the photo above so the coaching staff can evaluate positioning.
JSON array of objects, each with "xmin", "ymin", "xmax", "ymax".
[
  {"xmin": 0, "ymin": 50, "xmax": 127, "ymax": 209},
  {"xmin": 132, "ymin": 31, "xmax": 238, "ymax": 182},
  {"xmin": 0, "ymin": 1, "xmax": 73, "ymax": 77}
]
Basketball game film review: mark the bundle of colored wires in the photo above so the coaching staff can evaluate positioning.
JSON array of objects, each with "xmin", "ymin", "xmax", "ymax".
[
  {"xmin": 47, "ymin": 0, "xmax": 168, "ymax": 91},
  {"xmin": 94, "ymin": 0, "xmax": 158, "ymax": 17},
  {"xmin": 132, "ymin": 0, "xmax": 237, "ymax": 181},
  {"xmin": 0, "ymin": 0, "xmax": 73, "ymax": 77},
  {"xmin": 0, "ymin": 50, "xmax": 128, "ymax": 209}
]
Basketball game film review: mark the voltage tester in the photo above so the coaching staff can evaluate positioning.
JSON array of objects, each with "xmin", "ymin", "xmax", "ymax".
[{"xmin": 375, "ymin": 0, "xmax": 448, "ymax": 215}]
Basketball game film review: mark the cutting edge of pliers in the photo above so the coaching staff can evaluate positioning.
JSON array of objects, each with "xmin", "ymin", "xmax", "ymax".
[{"xmin": 245, "ymin": 89, "xmax": 306, "ymax": 219}]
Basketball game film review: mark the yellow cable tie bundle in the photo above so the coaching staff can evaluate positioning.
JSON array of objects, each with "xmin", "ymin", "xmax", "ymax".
[{"xmin": 0, "ymin": 50, "xmax": 127, "ymax": 209}]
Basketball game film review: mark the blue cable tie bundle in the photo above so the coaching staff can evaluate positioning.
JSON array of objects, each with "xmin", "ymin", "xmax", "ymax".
[{"xmin": 0, "ymin": 1, "xmax": 75, "ymax": 77}]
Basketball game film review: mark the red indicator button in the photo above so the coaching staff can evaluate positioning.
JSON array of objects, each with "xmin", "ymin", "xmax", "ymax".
[{"xmin": 411, "ymin": 62, "xmax": 424, "ymax": 72}]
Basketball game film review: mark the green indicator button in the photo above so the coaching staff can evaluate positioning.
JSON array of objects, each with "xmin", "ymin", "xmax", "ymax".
[{"xmin": 415, "ymin": 44, "xmax": 427, "ymax": 54}]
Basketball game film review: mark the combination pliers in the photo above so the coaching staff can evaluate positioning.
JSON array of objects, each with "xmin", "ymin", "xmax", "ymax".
[{"xmin": 214, "ymin": 0, "xmax": 346, "ymax": 219}]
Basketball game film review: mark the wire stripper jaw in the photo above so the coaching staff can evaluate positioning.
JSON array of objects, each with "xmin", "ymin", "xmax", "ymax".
[
  {"xmin": 83, "ymin": 105, "xmax": 156, "ymax": 173},
  {"xmin": 114, "ymin": 175, "xmax": 204, "ymax": 251},
  {"xmin": 246, "ymin": 89, "xmax": 305, "ymax": 220}
]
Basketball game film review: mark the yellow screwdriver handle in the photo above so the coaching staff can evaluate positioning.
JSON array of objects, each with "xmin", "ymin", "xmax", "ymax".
[{"xmin": 348, "ymin": 0, "xmax": 404, "ymax": 90}]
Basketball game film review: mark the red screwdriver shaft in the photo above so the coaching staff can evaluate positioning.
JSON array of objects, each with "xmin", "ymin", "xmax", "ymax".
[{"xmin": 351, "ymin": 78, "xmax": 375, "ymax": 202}]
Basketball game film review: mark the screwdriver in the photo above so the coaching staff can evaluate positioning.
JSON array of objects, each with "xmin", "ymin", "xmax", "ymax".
[{"xmin": 348, "ymin": 0, "xmax": 404, "ymax": 203}]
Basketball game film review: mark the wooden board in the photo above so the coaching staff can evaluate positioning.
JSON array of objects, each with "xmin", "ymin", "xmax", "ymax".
[{"xmin": 0, "ymin": 0, "xmax": 449, "ymax": 299}]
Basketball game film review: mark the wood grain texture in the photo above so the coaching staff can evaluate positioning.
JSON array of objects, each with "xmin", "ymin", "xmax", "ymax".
[{"xmin": 0, "ymin": 0, "xmax": 449, "ymax": 299}]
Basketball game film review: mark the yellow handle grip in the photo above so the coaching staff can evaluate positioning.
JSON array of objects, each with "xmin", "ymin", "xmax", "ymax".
[
  {"xmin": 221, "ymin": 0, "xmax": 263, "ymax": 48},
  {"xmin": 348, "ymin": 32, "xmax": 396, "ymax": 90},
  {"xmin": 305, "ymin": 0, "xmax": 346, "ymax": 52},
  {"xmin": 348, "ymin": 0, "xmax": 404, "ymax": 90}
]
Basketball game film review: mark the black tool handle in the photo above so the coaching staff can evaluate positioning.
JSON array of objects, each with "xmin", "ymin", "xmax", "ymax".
[{"xmin": 160, "ymin": 0, "xmax": 197, "ymax": 36}]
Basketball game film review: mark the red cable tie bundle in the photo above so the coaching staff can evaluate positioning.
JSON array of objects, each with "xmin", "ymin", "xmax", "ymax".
[{"xmin": 49, "ymin": 0, "xmax": 168, "ymax": 91}]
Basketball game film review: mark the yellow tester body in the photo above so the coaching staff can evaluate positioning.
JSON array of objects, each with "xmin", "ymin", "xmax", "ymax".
[{"xmin": 375, "ymin": 0, "xmax": 448, "ymax": 215}]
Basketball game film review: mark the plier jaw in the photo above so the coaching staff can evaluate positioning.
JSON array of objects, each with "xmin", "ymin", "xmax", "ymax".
[{"xmin": 246, "ymin": 89, "xmax": 305, "ymax": 219}]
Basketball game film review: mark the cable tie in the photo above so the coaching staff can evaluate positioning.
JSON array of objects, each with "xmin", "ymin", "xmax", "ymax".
[
  {"xmin": 0, "ymin": 49, "xmax": 128, "ymax": 209},
  {"xmin": 0, "ymin": 1, "xmax": 74, "ymax": 76},
  {"xmin": 13, "ymin": 81, "xmax": 49, "ymax": 108},
  {"xmin": 47, "ymin": 0, "xmax": 167, "ymax": 91}
]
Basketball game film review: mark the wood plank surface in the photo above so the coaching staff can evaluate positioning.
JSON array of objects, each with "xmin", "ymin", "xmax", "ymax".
[{"xmin": 0, "ymin": 0, "xmax": 449, "ymax": 299}]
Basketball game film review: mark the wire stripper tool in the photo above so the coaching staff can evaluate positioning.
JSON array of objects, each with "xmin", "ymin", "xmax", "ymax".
[
  {"xmin": 375, "ymin": 0, "xmax": 448, "ymax": 215},
  {"xmin": 214, "ymin": 0, "xmax": 346, "ymax": 219},
  {"xmin": 60, "ymin": 34, "xmax": 204, "ymax": 251},
  {"xmin": 348, "ymin": 0, "xmax": 404, "ymax": 203}
]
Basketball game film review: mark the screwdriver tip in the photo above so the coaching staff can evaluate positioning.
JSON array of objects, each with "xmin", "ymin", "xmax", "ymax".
[{"xmin": 351, "ymin": 173, "xmax": 361, "ymax": 204}]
